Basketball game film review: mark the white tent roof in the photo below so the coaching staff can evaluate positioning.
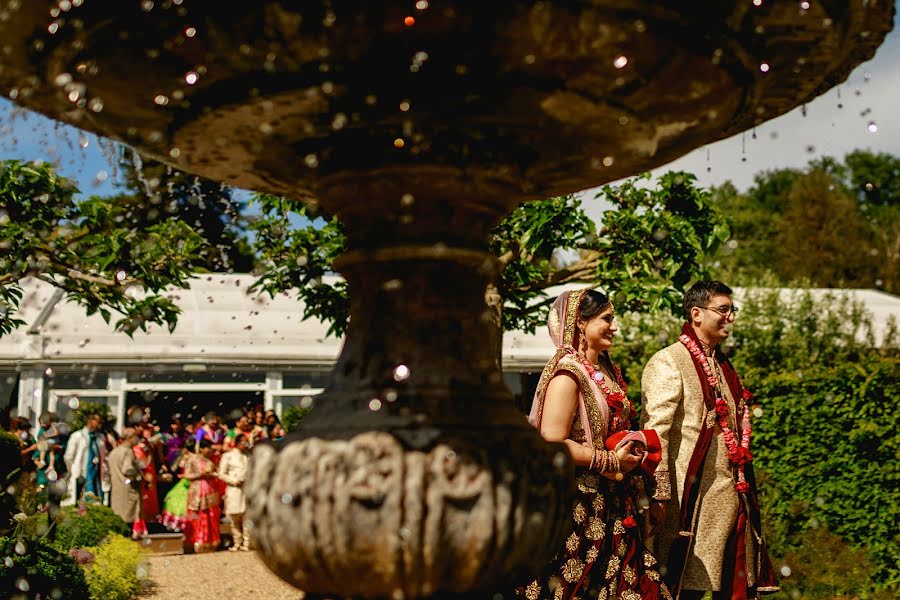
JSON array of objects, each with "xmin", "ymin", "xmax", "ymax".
[{"xmin": 1, "ymin": 275, "xmax": 897, "ymax": 371}]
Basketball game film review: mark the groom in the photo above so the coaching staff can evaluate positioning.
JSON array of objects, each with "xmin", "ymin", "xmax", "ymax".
[{"xmin": 641, "ymin": 281, "xmax": 778, "ymax": 600}]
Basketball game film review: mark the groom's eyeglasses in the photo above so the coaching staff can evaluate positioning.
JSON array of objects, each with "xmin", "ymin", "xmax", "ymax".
[{"xmin": 698, "ymin": 305, "xmax": 739, "ymax": 317}]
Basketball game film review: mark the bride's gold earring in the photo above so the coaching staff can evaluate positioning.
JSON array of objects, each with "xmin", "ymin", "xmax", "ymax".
[{"xmin": 579, "ymin": 330, "xmax": 587, "ymax": 354}]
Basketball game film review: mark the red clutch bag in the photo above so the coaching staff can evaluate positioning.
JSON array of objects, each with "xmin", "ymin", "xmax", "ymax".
[{"xmin": 605, "ymin": 429, "xmax": 662, "ymax": 476}]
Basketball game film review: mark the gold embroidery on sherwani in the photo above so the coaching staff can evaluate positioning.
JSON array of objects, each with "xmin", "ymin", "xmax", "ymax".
[
  {"xmin": 647, "ymin": 569, "xmax": 661, "ymax": 581},
  {"xmin": 573, "ymin": 502, "xmax": 587, "ymax": 524},
  {"xmin": 553, "ymin": 585, "xmax": 564, "ymax": 600},
  {"xmin": 652, "ymin": 470, "xmax": 671, "ymax": 501},
  {"xmin": 645, "ymin": 342, "xmax": 750, "ymax": 591},
  {"xmin": 623, "ymin": 565, "xmax": 637, "ymax": 585},
  {"xmin": 591, "ymin": 494, "xmax": 605, "ymax": 512},
  {"xmin": 562, "ymin": 558, "xmax": 585, "ymax": 583},
  {"xmin": 612, "ymin": 519, "xmax": 625, "ymax": 535},
  {"xmin": 566, "ymin": 532, "xmax": 580, "ymax": 553},
  {"xmin": 643, "ymin": 551, "xmax": 657, "ymax": 567},
  {"xmin": 586, "ymin": 545, "xmax": 599, "ymax": 564},
  {"xmin": 596, "ymin": 587, "xmax": 607, "ymax": 600},
  {"xmin": 616, "ymin": 539, "xmax": 627, "ymax": 557},
  {"xmin": 705, "ymin": 409, "xmax": 716, "ymax": 429},
  {"xmin": 621, "ymin": 590, "xmax": 642, "ymax": 600},
  {"xmin": 525, "ymin": 581, "xmax": 541, "ymax": 600}
]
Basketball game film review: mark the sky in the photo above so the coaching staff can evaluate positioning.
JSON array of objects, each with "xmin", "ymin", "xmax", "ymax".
[{"xmin": 0, "ymin": 11, "xmax": 898, "ymax": 219}]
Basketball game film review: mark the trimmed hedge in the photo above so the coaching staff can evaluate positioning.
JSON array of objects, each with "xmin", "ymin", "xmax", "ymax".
[{"xmin": 752, "ymin": 358, "xmax": 899, "ymax": 592}]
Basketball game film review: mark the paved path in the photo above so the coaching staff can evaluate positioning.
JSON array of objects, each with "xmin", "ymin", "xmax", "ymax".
[{"xmin": 145, "ymin": 551, "xmax": 304, "ymax": 600}]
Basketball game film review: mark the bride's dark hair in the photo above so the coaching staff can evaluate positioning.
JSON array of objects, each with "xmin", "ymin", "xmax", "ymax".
[{"xmin": 578, "ymin": 289, "xmax": 611, "ymax": 320}]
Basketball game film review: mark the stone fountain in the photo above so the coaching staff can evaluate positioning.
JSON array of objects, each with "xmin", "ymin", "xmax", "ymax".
[{"xmin": 0, "ymin": 1, "xmax": 892, "ymax": 598}]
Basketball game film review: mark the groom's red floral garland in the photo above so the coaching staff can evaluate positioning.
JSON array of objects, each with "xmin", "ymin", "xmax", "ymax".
[{"xmin": 679, "ymin": 334, "xmax": 753, "ymax": 493}]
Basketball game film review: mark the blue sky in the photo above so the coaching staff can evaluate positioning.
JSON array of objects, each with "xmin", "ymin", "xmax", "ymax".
[{"xmin": 1, "ymin": 13, "xmax": 898, "ymax": 219}]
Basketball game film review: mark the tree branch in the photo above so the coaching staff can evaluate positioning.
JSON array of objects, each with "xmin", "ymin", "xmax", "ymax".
[{"xmin": 511, "ymin": 250, "xmax": 603, "ymax": 294}]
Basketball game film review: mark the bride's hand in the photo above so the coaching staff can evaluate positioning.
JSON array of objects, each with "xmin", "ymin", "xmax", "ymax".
[{"xmin": 616, "ymin": 440, "xmax": 645, "ymax": 473}]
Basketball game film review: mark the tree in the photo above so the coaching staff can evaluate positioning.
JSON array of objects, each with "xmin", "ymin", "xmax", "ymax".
[
  {"xmin": 712, "ymin": 151, "xmax": 900, "ymax": 292},
  {"xmin": 250, "ymin": 171, "xmax": 729, "ymax": 340},
  {"xmin": 110, "ymin": 148, "xmax": 255, "ymax": 272},
  {"xmin": 0, "ymin": 160, "xmax": 206, "ymax": 336},
  {"xmin": 775, "ymin": 169, "xmax": 871, "ymax": 286},
  {"xmin": 1, "ymin": 160, "xmax": 726, "ymax": 343}
]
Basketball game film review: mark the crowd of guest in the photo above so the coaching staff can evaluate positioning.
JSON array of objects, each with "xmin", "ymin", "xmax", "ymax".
[{"xmin": 7, "ymin": 405, "xmax": 285, "ymax": 553}]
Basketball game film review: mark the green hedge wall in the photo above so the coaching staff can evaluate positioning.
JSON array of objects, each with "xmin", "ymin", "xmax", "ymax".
[{"xmin": 751, "ymin": 357, "xmax": 899, "ymax": 592}]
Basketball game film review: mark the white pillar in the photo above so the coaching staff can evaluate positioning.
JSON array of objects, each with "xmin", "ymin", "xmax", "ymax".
[
  {"xmin": 108, "ymin": 371, "xmax": 127, "ymax": 433},
  {"xmin": 17, "ymin": 369, "xmax": 44, "ymax": 422},
  {"xmin": 265, "ymin": 371, "xmax": 282, "ymax": 417}
]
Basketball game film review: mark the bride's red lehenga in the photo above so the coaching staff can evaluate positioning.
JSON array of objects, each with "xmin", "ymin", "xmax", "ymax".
[{"xmin": 519, "ymin": 290, "xmax": 671, "ymax": 600}]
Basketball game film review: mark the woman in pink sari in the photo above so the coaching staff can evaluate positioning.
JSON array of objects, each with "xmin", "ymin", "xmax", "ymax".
[
  {"xmin": 518, "ymin": 289, "xmax": 669, "ymax": 600},
  {"xmin": 184, "ymin": 438, "xmax": 221, "ymax": 553}
]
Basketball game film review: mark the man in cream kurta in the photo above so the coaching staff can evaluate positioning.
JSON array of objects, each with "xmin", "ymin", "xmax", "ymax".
[
  {"xmin": 641, "ymin": 281, "xmax": 756, "ymax": 598},
  {"xmin": 218, "ymin": 433, "xmax": 250, "ymax": 550},
  {"xmin": 107, "ymin": 428, "xmax": 143, "ymax": 527}
]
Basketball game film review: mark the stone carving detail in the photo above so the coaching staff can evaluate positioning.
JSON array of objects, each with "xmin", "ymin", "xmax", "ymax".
[{"xmin": 246, "ymin": 431, "xmax": 572, "ymax": 598}]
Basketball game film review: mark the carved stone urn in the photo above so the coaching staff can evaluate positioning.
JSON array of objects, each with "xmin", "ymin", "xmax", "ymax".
[{"xmin": 0, "ymin": 1, "xmax": 891, "ymax": 598}]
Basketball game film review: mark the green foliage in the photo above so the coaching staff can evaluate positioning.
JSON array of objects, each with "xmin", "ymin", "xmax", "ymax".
[
  {"xmin": 0, "ymin": 535, "xmax": 90, "ymax": 600},
  {"xmin": 248, "ymin": 172, "xmax": 725, "ymax": 338},
  {"xmin": 0, "ymin": 159, "xmax": 207, "ymax": 337},
  {"xmin": 491, "ymin": 194, "xmax": 596, "ymax": 332},
  {"xmin": 751, "ymin": 358, "xmax": 899, "ymax": 590},
  {"xmin": 248, "ymin": 193, "xmax": 349, "ymax": 336},
  {"xmin": 10, "ymin": 475, "xmax": 40, "ymax": 520},
  {"xmin": 81, "ymin": 534, "xmax": 148, "ymax": 600},
  {"xmin": 723, "ymin": 286, "xmax": 896, "ymax": 380},
  {"xmin": 771, "ymin": 526, "xmax": 896, "ymax": 600},
  {"xmin": 114, "ymin": 147, "xmax": 255, "ymax": 272},
  {"xmin": 69, "ymin": 402, "xmax": 113, "ymax": 431},
  {"xmin": 711, "ymin": 151, "xmax": 900, "ymax": 293},
  {"xmin": 53, "ymin": 503, "xmax": 129, "ymax": 551},
  {"xmin": 282, "ymin": 405, "xmax": 312, "ymax": 433}
]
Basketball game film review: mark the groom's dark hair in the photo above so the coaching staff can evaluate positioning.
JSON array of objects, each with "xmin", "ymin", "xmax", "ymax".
[{"xmin": 683, "ymin": 281, "xmax": 733, "ymax": 318}]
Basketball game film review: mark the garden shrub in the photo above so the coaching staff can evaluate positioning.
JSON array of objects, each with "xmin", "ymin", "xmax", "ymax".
[
  {"xmin": 81, "ymin": 534, "xmax": 148, "ymax": 600},
  {"xmin": 53, "ymin": 503, "xmax": 129, "ymax": 551},
  {"xmin": 69, "ymin": 402, "xmax": 112, "ymax": 431},
  {"xmin": 282, "ymin": 404, "xmax": 312, "ymax": 433},
  {"xmin": 0, "ymin": 535, "xmax": 90, "ymax": 600}
]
